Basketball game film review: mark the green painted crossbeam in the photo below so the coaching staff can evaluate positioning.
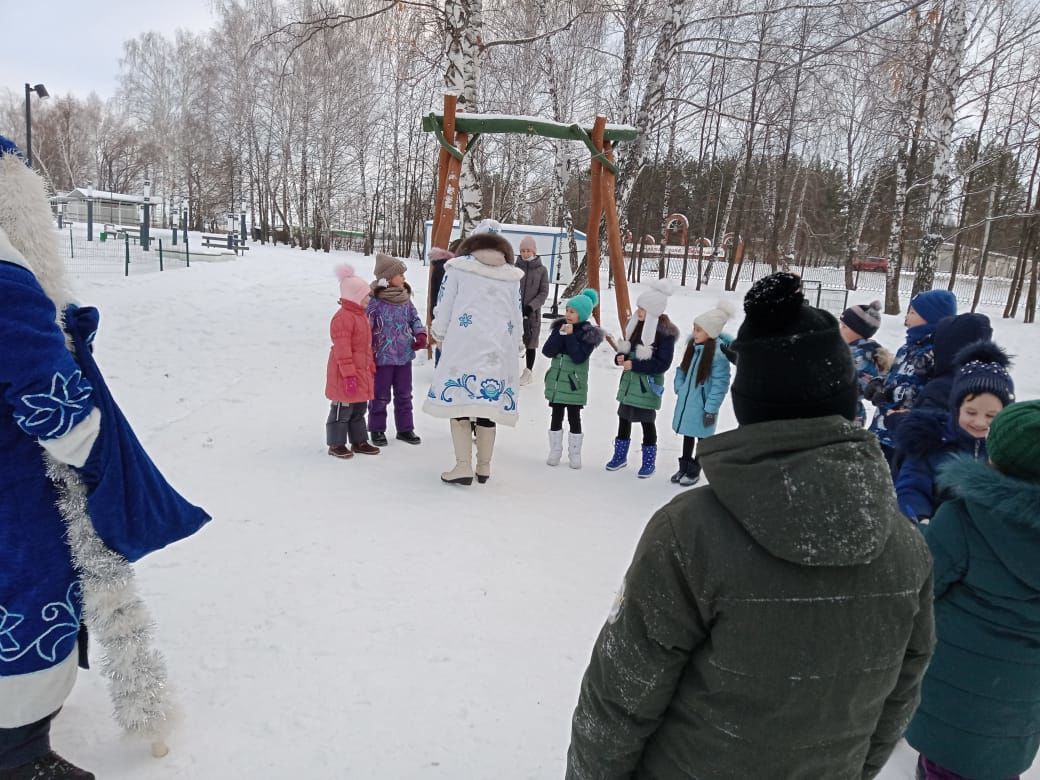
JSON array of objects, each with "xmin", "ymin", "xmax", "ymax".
[{"xmin": 421, "ymin": 112, "xmax": 638, "ymax": 142}]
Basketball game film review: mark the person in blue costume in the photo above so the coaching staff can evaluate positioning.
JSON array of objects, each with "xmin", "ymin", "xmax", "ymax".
[{"xmin": 0, "ymin": 136, "xmax": 209, "ymax": 779}]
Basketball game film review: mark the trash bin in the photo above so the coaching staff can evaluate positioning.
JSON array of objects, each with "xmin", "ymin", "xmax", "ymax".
[{"xmin": 100, "ymin": 231, "xmax": 107, "ymax": 242}]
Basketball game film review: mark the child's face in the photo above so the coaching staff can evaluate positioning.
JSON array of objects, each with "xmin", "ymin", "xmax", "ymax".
[
  {"xmin": 565, "ymin": 307, "xmax": 580, "ymax": 324},
  {"xmin": 958, "ymin": 393, "xmax": 1003, "ymax": 439},
  {"xmin": 904, "ymin": 306, "xmax": 926, "ymax": 328},
  {"xmin": 636, "ymin": 307, "xmax": 646, "ymax": 321},
  {"xmin": 360, "ymin": 294, "xmax": 371, "ymax": 308},
  {"xmin": 693, "ymin": 324, "xmax": 710, "ymax": 344},
  {"xmin": 390, "ymin": 273, "xmax": 405, "ymax": 287},
  {"xmin": 839, "ymin": 322, "xmax": 859, "ymax": 344},
  {"xmin": 519, "ymin": 247, "xmax": 535, "ymax": 260}
]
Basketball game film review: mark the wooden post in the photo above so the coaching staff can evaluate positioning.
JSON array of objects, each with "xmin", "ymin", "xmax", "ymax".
[
  {"xmin": 585, "ymin": 116, "xmax": 606, "ymax": 323},
  {"xmin": 602, "ymin": 140, "xmax": 632, "ymax": 333},
  {"xmin": 431, "ymin": 94, "xmax": 458, "ymax": 249}
]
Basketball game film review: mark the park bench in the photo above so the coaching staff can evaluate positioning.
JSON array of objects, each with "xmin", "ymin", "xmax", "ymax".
[{"xmin": 201, "ymin": 233, "xmax": 250, "ymax": 255}]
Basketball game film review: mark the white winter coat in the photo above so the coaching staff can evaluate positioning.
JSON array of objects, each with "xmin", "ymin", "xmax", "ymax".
[{"xmin": 423, "ymin": 251, "xmax": 524, "ymax": 426}]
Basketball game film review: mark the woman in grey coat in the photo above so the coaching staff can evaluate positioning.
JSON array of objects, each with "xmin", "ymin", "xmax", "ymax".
[{"xmin": 517, "ymin": 235, "xmax": 549, "ymax": 385}]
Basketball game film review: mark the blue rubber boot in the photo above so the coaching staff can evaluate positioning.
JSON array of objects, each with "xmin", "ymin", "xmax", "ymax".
[
  {"xmin": 605, "ymin": 437, "xmax": 630, "ymax": 471},
  {"xmin": 637, "ymin": 444, "xmax": 657, "ymax": 478}
]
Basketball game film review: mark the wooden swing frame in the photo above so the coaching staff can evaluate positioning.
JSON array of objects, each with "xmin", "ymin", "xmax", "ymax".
[{"xmin": 422, "ymin": 94, "xmax": 639, "ymax": 336}]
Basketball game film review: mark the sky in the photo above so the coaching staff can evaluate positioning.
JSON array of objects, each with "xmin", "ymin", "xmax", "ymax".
[{"xmin": 0, "ymin": 0, "xmax": 217, "ymax": 100}]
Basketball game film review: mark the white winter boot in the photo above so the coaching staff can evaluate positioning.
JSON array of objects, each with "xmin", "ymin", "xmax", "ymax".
[
  {"xmin": 519, "ymin": 368, "xmax": 533, "ymax": 386},
  {"xmin": 474, "ymin": 424, "xmax": 496, "ymax": 484},
  {"xmin": 568, "ymin": 432, "xmax": 584, "ymax": 469},
  {"xmin": 547, "ymin": 429, "xmax": 564, "ymax": 466},
  {"xmin": 441, "ymin": 419, "xmax": 474, "ymax": 485}
]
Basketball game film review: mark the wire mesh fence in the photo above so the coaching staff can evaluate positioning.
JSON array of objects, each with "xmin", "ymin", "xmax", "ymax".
[
  {"xmin": 57, "ymin": 228, "xmax": 193, "ymax": 276},
  {"xmin": 627, "ymin": 250, "xmax": 1035, "ymax": 311}
]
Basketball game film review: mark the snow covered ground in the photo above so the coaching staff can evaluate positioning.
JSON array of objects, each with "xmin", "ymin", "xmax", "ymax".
[{"xmin": 52, "ymin": 239, "xmax": 1040, "ymax": 778}]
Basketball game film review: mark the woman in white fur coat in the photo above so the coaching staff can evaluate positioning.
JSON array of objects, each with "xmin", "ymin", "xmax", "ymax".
[{"xmin": 423, "ymin": 230, "xmax": 523, "ymax": 486}]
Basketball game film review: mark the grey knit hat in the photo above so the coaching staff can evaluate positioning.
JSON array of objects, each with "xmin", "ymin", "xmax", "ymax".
[{"xmin": 840, "ymin": 300, "xmax": 882, "ymax": 339}]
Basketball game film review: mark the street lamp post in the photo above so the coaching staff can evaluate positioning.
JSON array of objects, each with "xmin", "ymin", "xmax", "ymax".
[
  {"xmin": 141, "ymin": 179, "xmax": 151, "ymax": 251},
  {"xmin": 86, "ymin": 181, "xmax": 94, "ymax": 241},
  {"xmin": 240, "ymin": 198, "xmax": 247, "ymax": 246},
  {"xmin": 23, "ymin": 83, "xmax": 49, "ymax": 169}
]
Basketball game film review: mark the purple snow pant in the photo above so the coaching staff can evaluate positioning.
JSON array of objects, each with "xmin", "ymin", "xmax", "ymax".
[
  {"xmin": 917, "ymin": 755, "xmax": 1019, "ymax": 780},
  {"xmin": 368, "ymin": 363, "xmax": 414, "ymax": 434}
]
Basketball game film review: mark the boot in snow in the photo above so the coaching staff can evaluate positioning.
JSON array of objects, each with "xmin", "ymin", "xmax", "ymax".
[
  {"xmin": 679, "ymin": 457, "xmax": 702, "ymax": 487},
  {"xmin": 637, "ymin": 444, "xmax": 657, "ymax": 478},
  {"xmin": 474, "ymin": 425, "xmax": 496, "ymax": 483},
  {"xmin": 441, "ymin": 419, "xmax": 474, "ymax": 485},
  {"xmin": 670, "ymin": 457, "xmax": 689, "ymax": 483},
  {"xmin": 370, "ymin": 431, "xmax": 388, "ymax": 447},
  {"xmin": 605, "ymin": 438, "xmax": 630, "ymax": 471},
  {"xmin": 519, "ymin": 368, "xmax": 533, "ymax": 386},
  {"xmin": 567, "ymin": 432, "xmax": 584, "ymax": 469},
  {"xmin": 4, "ymin": 752, "xmax": 95, "ymax": 780},
  {"xmin": 546, "ymin": 429, "xmax": 564, "ymax": 466},
  {"xmin": 328, "ymin": 445, "xmax": 353, "ymax": 459},
  {"xmin": 395, "ymin": 430, "xmax": 421, "ymax": 445}
]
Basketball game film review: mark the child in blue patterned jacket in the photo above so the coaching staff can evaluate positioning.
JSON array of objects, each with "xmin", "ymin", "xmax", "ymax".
[
  {"xmin": 670, "ymin": 301, "xmax": 735, "ymax": 487},
  {"xmin": 838, "ymin": 300, "xmax": 893, "ymax": 427},
  {"xmin": 867, "ymin": 289, "xmax": 957, "ymax": 472}
]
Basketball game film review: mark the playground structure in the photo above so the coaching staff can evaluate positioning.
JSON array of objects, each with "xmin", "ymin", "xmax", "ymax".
[{"xmin": 422, "ymin": 94, "xmax": 639, "ymax": 334}]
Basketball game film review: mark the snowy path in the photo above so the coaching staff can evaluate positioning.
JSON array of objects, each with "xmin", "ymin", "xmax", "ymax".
[{"xmin": 53, "ymin": 244, "xmax": 1039, "ymax": 778}]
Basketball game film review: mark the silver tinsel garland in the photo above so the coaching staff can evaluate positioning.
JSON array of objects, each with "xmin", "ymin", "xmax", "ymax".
[{"xmin": 46, "ymin": 457, "xmax": 172, "ymax": 757}]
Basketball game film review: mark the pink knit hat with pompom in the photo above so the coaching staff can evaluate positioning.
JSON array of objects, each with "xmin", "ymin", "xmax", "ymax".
[{"xmin": 335, "ymin": 264, "xmax": 370, "ymax": 304}]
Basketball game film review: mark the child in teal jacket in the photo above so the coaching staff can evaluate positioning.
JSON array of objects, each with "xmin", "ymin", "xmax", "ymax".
[{"xmin": 670, "ymin": 301, "xmax": 735, "ymax": 486}]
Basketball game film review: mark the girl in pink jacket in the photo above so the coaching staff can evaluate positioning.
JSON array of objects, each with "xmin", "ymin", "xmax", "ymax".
[{"xmin": 325, "ymin": 264, "xmax": 379, "ymax": 458}]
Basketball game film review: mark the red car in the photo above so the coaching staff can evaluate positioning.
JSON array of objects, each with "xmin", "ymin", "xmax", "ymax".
[{"xmin": 852, "ymin": 256, "xmax": 889, "ymax": 272}]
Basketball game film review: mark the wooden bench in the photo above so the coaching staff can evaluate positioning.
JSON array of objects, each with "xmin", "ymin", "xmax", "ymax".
[{"xmin": 201, "ymin": 234, "xmax": 250, "ymax": 254}]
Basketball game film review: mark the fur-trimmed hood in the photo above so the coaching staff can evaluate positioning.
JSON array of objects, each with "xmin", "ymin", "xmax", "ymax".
[
  {"xmin": 894, "ymin": 409, "xmax": 979, "ymax": 458},
  {"xmin": 455, "ymin": 231, "xmax": 515, "ymax": 265},
  {"xmin": 445, "ymin": 255, "xmax": 523, "ymax": 282},
  {"xmin": 550, "ymin": 317, "xmax": 605, "ymax": 346},
  {"xmin": 938, "ymin": 457, "xmax": 1040, "ymax": 588}
]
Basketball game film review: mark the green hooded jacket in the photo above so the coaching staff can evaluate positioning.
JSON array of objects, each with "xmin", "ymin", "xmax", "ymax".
[
  {"xmin": 567, "ymin": 416, "xmax": 935, "ymax": 779},
  {"xmin": 905, "ymin": 457, "xmax": 1040, "ymax": 779}
]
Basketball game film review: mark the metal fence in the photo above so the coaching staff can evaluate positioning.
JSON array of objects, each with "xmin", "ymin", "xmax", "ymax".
[
  {"xmin": 57, "ymin": 228, "xmax": 193, "ymax": 276},
  {"xmin": 629, "ymin": 251, "xmax": 1034, "ymax": 311}
]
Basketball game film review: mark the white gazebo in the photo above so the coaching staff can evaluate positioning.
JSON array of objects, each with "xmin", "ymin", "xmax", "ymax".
[{"xmin": 63, "ymin": 187, "xmax": 144, "ymax": 226}]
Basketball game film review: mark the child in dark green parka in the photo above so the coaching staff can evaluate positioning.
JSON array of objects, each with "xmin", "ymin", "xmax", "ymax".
[
  {"xmin": 907, "ymin": 399, "xmax": 1040, "ymax": 780},
  {"xmin": 542, "ymin": 289, "xmax": 603, "ymax": 469}
]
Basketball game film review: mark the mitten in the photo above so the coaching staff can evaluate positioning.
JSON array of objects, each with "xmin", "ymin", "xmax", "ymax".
[
  {"xmin": 413, "ymin": 332, "xmax": 428, "ymax": 350},
  {"xmin": 523, "ymin": 305, "xmax": 533, "ymax": 316},
  {"xmin": 344, "ymin": 376, "xmax": 358, "ymax": 395},
  {"xmin": 703, "ymin": 412, "xmax": 717, "ymax": 428},
  {"xmin": 863, "ymin": 376, "xmax": 888, "ymax": 405}
]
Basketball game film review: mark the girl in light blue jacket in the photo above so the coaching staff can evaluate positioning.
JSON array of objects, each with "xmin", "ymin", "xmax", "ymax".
[{"xmin": 671, "ymin": 302, "xmax": 735, "ymax": 486}]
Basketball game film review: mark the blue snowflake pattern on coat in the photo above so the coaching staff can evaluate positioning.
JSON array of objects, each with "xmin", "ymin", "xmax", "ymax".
[
  {"xmin": 458, "ymin": 313, "xmax": 474, "ymax": 328},
  {"xmin": 849, "ymin": 338, "xmax": 886, "ymax": 427},
  {"xmin": 436, "ymin": 373, "xmax": 517, "ymax": 412},
  {"xmin": 14, "ymin": 370, "xmax": 93, "ymax": 438},
  {"xmin": 869, "ymin": 324, "xmax": 936, "ymax": 447}
]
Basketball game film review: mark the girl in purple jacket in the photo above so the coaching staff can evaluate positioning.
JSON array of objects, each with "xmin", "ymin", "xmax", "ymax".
[{"xmin": 367, "ymin": 253, "xmax": 427, "ymax": 447}]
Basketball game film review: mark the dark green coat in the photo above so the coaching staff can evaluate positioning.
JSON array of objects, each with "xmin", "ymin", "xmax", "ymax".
[
  {"xmin": 567, "ymin": 417, "xmax": 935, "ymax": 779},
  {"xmin": 615, "ymin": 320, "xmax": 679, "ymax": 412},
  {"xmin": 906, "ymin": 458, "xmax": 1040, "ymax": 779},
  {"xmin": 543, "ymin": 319, "xmax": 604, "ymax": 406}
]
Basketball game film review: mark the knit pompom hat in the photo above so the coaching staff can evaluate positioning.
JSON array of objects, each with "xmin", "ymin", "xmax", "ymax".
[
  {"xmin": 694, "ymin": 300, "xmax": 737, "ymax": 340},
  {"xmin": 948, "ymin": 341, "xmax": 1015, "ymax": 409},
  {"xmin": 566, "ymin": 288, "xmax": 599, "ymax": 322},
  {"xmin": 618, "ymin": 277, "xmax": 675, "ymax": 359},
  {"xmin": 472, "ymin": 218, "xmax": 503, "ymax": 235},
  {"xmin": 372, "ymin": 253, "xmax": 407, "ymax": 286},
  {"xmin": 910, "ymin": 289, "xmax": 957, "ymax": 324},
  {"xmin": 987, "ymin": 400, "xmax": 1040, "ymax": 482},
  {"xmin": 335, "ymin": 264, "xmax": 370, "ymax": 305},
  {"xmin": 730, "ymin": 272, "xmax": 857, "ymax": 425},
  {"xmin": 840, "ymin": 300, "xmax": 882, "ymax": 339}
]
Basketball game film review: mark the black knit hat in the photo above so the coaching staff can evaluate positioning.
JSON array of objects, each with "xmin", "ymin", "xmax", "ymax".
[
  {"xmin": 731, "ymin": 272, "xmax": 858, "ymax": 425},
  {"xmin": 948, "ymin": 341, "xmax": 1015, "ymax": 410},
  {"xmin": 840, "ymin": 300, "xmax": 882, "ymax": 339}
]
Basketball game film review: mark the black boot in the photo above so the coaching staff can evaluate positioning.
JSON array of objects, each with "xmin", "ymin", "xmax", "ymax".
[
  {"xmin": 3, "ymin": 751, "xmax": 95, "ymax": 779},
  {"xmin": 370, "ymin": 431, "xmax": 388, "ymax": 447},
  {"xmin": 670, "ymin": 458, "xmax": 689, "ymax": 484},
  {"xmin": 395, "ymin": 430, "xmax": 421, "ymax": 445},
  {"xmin": 679, "ymin": 458, "xmax": 702, "ymax": 487}
]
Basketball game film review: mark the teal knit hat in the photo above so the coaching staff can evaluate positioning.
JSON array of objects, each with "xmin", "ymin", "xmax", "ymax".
[
  {"xmin": 987, "ymin": 400, "xmax": 1040, "ymax": 482},
  {"xmin": 566, "ymin": 288, "xmax": 599, "ymax": 322}
]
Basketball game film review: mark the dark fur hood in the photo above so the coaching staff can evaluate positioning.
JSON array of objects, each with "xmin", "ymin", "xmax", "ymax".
[
  {"xmin": 895, "ymin": 409, "xmax": 974, "ymax": 458},
  {"xmin": 454, "ymin": 232, "xmax": 514, "ymax": 265},
  {"xmin": 653, "ymin": 315, "xmax": 680, "ymax": 340},
  {"xmin": 551, "ymin": 317, "xmax": 605, "ymax": 346}
]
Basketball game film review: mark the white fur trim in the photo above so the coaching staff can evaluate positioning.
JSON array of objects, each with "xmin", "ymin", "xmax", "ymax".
[
  {"xmin": 635, "ymin": 344, "xmax": 653, "ymax": 360},
  {"xmin": 616, "ymin": 339, "xmax": 631, "ymax": 354},
  {"xmin": 0, "ymin": 223, "xmax": 31, "ymax": 269},
  {"xmin": 446, "ymin": 256, "xmax": 523, "ymax": 281},
  {"xmin": 422, "ymin": 398, "xmax": 519, "ymax": 427},
  {"xmin": 0, "ymin": 156, "xmax": 74, "ymax": 312},
  {"xmin": 39, "ymin": 408, "xmax": 100, "ymax": 468},
  {"xmin": 0, "ymin": 649, "xmax": 78, "ymax": 728}
]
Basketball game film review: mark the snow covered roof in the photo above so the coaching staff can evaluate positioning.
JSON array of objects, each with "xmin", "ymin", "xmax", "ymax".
[
  {"xmin": 65, "ymin": 188, "xmax": 145, "ymax": 204},
  {"xmin": 422, "ymin": 220, "xmax": 586, "ymax": 240}
]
